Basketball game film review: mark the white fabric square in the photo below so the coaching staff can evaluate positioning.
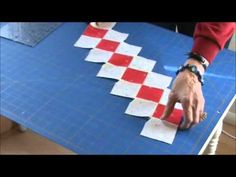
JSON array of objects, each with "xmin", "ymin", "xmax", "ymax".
[
  {"xmin": 159, "ymin": 88, "xmax": 171, "ymax": 105},
  {"xmin": 96, "ymin": 63, "xmax": 126, "ymax": 80},
  {"xmin": 125, "ymin": 98, "xmax": 158, "ymax": 117},
  {"xmin": 85, "ymin": 48, "xmax": 113, "ymax": 63},
  {"xmin": 129, "ymin": 56, "xmax": 156, "ymax": 72},
  {"xmin": 140, "ymin": 118, "xmax": 178, "ymax": 144},
  {"xmin": 110, "ymin": 80, "xmax": 141, "ymax": 99},
  {"xmin": 115, "ymin": 42, "xmax": 142, "ymax": 56},
  {"xmin": 103, "ymin": 30, "xmax": 129, "ymax": 42},
  {"xmin": 174, "ymin": 103, "xmax": 183, "ymax": 110},
  {"xmin": 74, "ymin": 35, "xmax": 101, "ymax": 48},
  {"xmin": 144, "ymin": 72, "xmax": 172, "ymax": 89}
]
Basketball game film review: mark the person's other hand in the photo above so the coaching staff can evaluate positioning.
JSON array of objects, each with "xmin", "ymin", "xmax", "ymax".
[{"xmin": 161, "ymin": 59, "xmax": 205, "ymax": 129}]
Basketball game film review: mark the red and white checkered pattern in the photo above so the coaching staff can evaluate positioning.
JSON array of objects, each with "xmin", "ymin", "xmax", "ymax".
[
  {"xmin": 74, "ymin": 23, "xmax": 184, "ymax": 144},
  {"xmin": 85, "ymin": 48, "xmax": 156, "ymax": 71},
  {"xmin": 75, "ymin": 24, "xmax": 128, "ymax": 43},
  {"xmin": 110, "ymin": 75, "xmax": 171, "ymax": 97},
  {"xmin": 110, "ymin": 73, "xmax": 172, "ymax": 98},
  {"xmin": 74, "ymin": 24, "xmax": 142, "ymax": 56},
  {"xmin": 125, "ymin": 88, "xmax": 183, "ymax": 126},
  {"xmin": 110, "ymin": 75, "xmax": 183, "ymax": 126}
]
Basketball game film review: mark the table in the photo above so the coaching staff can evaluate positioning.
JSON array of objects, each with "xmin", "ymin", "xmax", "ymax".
[{"xmin": 1, "ymin": 22, "xmax": 235, "ymax": 154}]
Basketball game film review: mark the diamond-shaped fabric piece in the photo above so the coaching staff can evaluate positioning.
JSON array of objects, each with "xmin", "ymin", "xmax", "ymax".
[
  {"xmin": 136, "ymin": 85, "xmax": 164, "ymax": 103},
  {"xmin": 111, "ymin": 80, "xmax": 141, "ymax": 99},
  {"xmin": 85, "ymin": 48, "xmax": 113, "ymax": 63},
  {"xmin": 97, "ymin": 63, "xmax": 126, "ymax": 80},
  {"xmin": 121, "ymin": 68, "xmax": 148, "ymax": 84},
  {"xmin": 140, "ymin": 118, "xmax": 178, "ymax": 144},
  {"xmin": 108, "ymin": 53, "xmax": 133, "ymax": 67},
  {"xmin": 74, "ymin": 35, "xmax": 101, "ymax": 48},
  {"xmin": 144, "ymin": 72, "xmax": 172, "ymax": 88},
  {"xmin": 96, "ymin": 39, "xmax": 120, "ymax": 52},
  {"xmin": 129, "ymin": 56, "xmax": 156, "ymax": 72},
  {"xmin": 103, "ymin": 29, "xmax": 128, "ymax": 42},
  {"xmin": 125, "ymin": 98, "xmax": 158, "ymax": 117},
  {"xmin": 115, "ymin": 42, "xmax": 142, "ymax": 56}
]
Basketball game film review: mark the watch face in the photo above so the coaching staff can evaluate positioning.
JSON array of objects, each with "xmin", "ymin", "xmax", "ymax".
[{"xmin": 191, "ymin": 65, "xmax": 197, "ymax": 72}]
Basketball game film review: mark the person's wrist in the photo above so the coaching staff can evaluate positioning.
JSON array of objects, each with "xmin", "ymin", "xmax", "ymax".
[
  {"xmin": 176, "ymin": 59, "xmax": 205, "ymax": 86},
  {"xmin": 185, "ymin": 58, "xmax": 205, "ymax": 75}
]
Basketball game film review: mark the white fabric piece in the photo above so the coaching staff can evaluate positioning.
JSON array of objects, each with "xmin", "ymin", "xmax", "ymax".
[
  {"xmin": 175, "ymin": 103, "xmax": 183, "ymax": 110},
  {"xmin": 111, "ymin": 80, "xmax": 141, "ymax": 98},
  {"xmin": 144, "ymin": 72, "xmax": 172, "ymax": 89},
  {"xmin": 96, "ymin": 63, "xmax": 126, "ymax": 80},
  {"xmin": 115, "ymin": 42, "xmax": 142, "ymax": 56},
  {"xmin": 85, "ymin": 48, "xmax": 113, "ymax": 63},
  {"xmin": 103, "ymin": 30, "xmax": 129, "ymax": 42},
  {"xmin": 74, "ymin": 35, "xmax": 101, "ymax": 48},
  {"xmin": 129, "ymin": 56, "xmax": 156, "ymax": 72},
  {"xmin": 159, "ymin": 88, "xmax": 171, "ymax": 105},
  {"xmin": 125, "ymin": 98, "xmax": 157, "ymax": 117},
  {"xmin": 140, "ymin": 118, "xmax": 178, "ymax": 144}
]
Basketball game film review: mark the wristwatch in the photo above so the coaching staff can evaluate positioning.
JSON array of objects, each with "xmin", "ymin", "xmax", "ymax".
[
  {"xmin": 176, "ymin": 64, "xmax": 204, "ymax": 86},
  {"xmin": 187, "ymin": 52, "xmax": 209, "ymax": 71}
]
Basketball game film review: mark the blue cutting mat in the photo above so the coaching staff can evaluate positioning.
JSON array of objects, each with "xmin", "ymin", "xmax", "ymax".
[{"xmin": 1, "ymin": 22, "xmax": 235, "ymax": 154}]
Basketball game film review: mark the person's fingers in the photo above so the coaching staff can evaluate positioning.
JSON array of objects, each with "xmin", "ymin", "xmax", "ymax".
[
  {"xmin": 199, "ymin": 110, "xmax": 204, "ymax": 122},
  {"xmin": 198, "ymin": 98, "xmax": 205, "ymax": 122},
  {"xmin": 192, "ymin": 99, "xmax": 202, "ymax": 125},
  {"xmin": 161, "ymin": 93, "xmax": 176, "ymax": 120},
  {"xmin": 199, "ymin": 106, "xmax": 205, "ymax": 122},
  {"xmin": 192, "ymin": 109, "xmax": 200, "ymax": 125},
  {"xmin": 179, "ymin": 98, "xmax": 193, "ymax": 129}
]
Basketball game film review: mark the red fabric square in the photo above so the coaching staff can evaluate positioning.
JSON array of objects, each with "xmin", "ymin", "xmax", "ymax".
[
  {"xmin": 96, "ymin": 39, "xmax": 120, "ymax": 52},
  {"xmin": 168, "ymin": 108, "xmax": 183, "ymax": 125},
  {"xmin": 137, "ymin": 85, "xmax": 164, "ymax": 102},
  {"xmin": 153, "ymin": 104, "xmax": 183, "ymax": 125},
  {"xmin": 84, "ymin": 25, "xmax": 108, "ymax": 38},
  {"xmin": 108, "ymin": 53, "xmax": 133, "ymax": 67},
  {"xmin": 121, "ymin": 68, "xmax": 148, "ymax": 84},
  {"xmin": 153, "ymin": 104, "xmax": 166, "ymax": 119}
]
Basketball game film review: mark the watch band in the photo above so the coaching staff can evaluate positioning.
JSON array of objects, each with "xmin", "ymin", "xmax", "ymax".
[
  {"xmin": 176, "ymin": 64, "xmax": 204, "ymax": 86},
  {"xmin": 187, "ymin": 52, "xmax": 209, "ymax": 71}
]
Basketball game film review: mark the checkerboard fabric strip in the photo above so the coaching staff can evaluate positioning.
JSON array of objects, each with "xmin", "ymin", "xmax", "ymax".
[{"xmin": 74, "ymin": 23, "xmax": 183, "ymax": 144}]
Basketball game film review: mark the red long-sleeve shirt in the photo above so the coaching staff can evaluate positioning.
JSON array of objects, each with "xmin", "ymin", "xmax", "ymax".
[{"xmin": 192, "ymin": 22, "xmax": 236, "ymax": 64}]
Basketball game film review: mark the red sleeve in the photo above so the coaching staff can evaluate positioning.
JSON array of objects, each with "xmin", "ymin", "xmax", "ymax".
[{"xmin": 192, "ymin": 22, "xmax": 235, "ymax": 64}]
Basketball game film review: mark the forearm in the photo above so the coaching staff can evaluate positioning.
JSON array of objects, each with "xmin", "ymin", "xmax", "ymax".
[{"xmin": 192, "ymin": 22, "xmax": 235, "ymax": 64}]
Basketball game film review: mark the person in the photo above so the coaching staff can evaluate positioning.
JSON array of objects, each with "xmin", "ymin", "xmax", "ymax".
[
  {"xmin": 155, "ymin": 23, "xmax": 235, "ymax": 129},
  {"xmin": 158, "ymin": 23, "xmax": 235, "ymax": 154}
]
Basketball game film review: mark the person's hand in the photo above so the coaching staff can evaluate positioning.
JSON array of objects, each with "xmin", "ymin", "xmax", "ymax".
[
  {"xmin": 161, "ymin": 59, "xmax": 205, "ymax": 129},
  {"xmin": 92, "ymin": 22, "xmax": 116, "ymax": 29}
]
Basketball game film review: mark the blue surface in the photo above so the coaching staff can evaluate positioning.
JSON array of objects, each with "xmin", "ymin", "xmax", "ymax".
[{"xmin": 1, "ymin": 22, "xmax": 235, "ymax": 154}]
